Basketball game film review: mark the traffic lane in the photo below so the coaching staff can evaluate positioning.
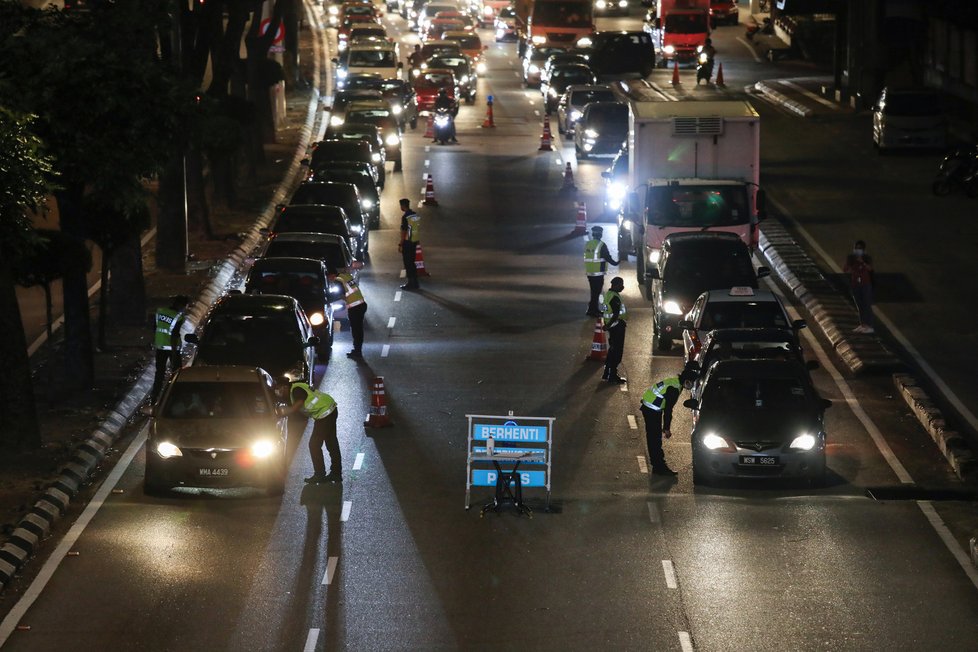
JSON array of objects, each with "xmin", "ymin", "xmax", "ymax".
[{"xmin": 665, "ymin": 494, "xmax": 978, "ymax": 651}]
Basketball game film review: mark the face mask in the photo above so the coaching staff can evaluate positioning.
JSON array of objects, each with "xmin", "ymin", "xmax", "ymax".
[{"xmin": 853, "ymin": 248, "xmax": 864, "ymax": 256}]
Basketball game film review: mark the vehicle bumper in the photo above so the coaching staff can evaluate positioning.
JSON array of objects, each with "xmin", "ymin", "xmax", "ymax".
[
  {"xmin": 146, "ymin": 449, "xmax": 285, "ymax": 490},
  {"xmin": 693, "ymin": 447, "xmax": 825, "ymax": 480},
  {"xmin": 579, "ymin": 137, "xmax": 624, "ymax": 156}
]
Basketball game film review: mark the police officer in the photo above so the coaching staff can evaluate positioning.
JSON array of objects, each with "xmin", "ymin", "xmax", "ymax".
[
  {"xmin": 288, "ymin": 382, "xmax": 342, "ymax": 484},
  {"xmin": 584, "ymin": 225, "xmax": 619, "ymax": 317},
  {"xmin": 336, "ymin": 266, "xmax": 367, "ymax": 359},
  {"xmin": 151, "ymin": 295, "xmax": 189, "ymax": 402},
  {"xmin": 640, "ymin": 370, "xmax": 695, "ymax": 475},
  {"xmin": 399, "ymin": 197, "xmax": 421, "ymax": 290},
  {"xmin": 601, "ymin": 276, "xmax": 627, "ymax": 383}
]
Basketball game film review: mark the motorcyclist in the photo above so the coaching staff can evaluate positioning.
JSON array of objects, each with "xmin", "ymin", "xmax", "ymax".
[
  {"xmin": 407, "ymin": 44, "xmax": 423, "ymax": 69},
  {"xmin": 697, "ymin": 38, "xmax": 716, "ymax": 84},
  {"xmin": 433, "ymin": 88, "xmax": 458, "ymax": 143}
]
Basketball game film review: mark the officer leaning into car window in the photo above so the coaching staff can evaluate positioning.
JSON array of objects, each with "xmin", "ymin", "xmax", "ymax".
[
  {"xmin": 584, "ymin": 225, "xmax": 619, "ymax": 317},
  {"xmin": 152, "ymin": 295, "xmax": 189, "ymax": 402},
  {"xmin": 640, "ymin": 370, "xmax": 696, "ymax": 476},
  {"xmin": 287, "ymin": 383, "xmax": 342, "ymax": 484}
]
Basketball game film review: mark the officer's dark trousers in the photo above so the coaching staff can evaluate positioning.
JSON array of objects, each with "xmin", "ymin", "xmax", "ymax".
[
  {"xmin": 348, "ymin": 303, "xmax": 367, "ymax": 352},
  {"xmin": 641, "ymin": 404, "xmax": 667, "ymax": 469},
  {"xmin": 309, "ymin": 410, "xmax": 341, "ymax": 475},
  {"xmin": 401, "ymin": 241, "xmax": 419, "ymax": 286},
  {"xmin": 152, "ymin": 348, "xmax": 181, "ymax": 401},
  {"xmin": 604, "ymin": 321, "xmax": 626, "ymax": 376},
  {"xmin": 587, "ymin": 275, "xmax": 604, "ymax": 315}
]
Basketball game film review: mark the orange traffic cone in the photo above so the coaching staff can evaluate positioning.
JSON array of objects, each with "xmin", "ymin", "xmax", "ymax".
[
  {"xmin": 715, "ymin": 62, "xmax": 725, "ymax": 87},
  {"xmin": 414, "ymin": 242, "xmax": 430, "ymax": 276},
  {"xmin": 364, "ymin": 376, "xmax": 393, "ymax": 428},
  {"xmin": 421, "ymin": 173, "xmax": 439, "ymax": 206},
  {"xmin": 424, "ymin": 113, "xmax": 434, "ymax": 138},
  {"xmin": 538, "ymin": 115, "xmax": 553, "ymax": 151},
  {"xmin": 588, "ymin": 319, "xmax": 608, "ymax": 361},
  {"xmin": 671, "ymin": 60, "xmax": 680, "ymax": 85},
  {"xmin": 574, "ymin": 201, "xmax": 587, "ymax": 234},
  {"xmin": 561, "ymin": 162, "xmax": 576, "ymax": 191},
  {"xmin": 481, "ymin": 98, "xmax": 495, "ymax": 128}
]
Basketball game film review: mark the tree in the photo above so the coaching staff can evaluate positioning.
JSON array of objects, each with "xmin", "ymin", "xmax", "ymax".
[{"xmin": 0, "ymin": 106, "xmax": 55, "ymax": 449}]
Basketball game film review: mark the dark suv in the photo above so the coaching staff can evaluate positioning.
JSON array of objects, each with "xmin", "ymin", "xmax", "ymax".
[
  {"xmin": 647, "ymin": 232, "xmax": 769, "ymax": 351},
  {"xmin": 580, "ymin": 31, "xmax": 655, "ymax": 79}
]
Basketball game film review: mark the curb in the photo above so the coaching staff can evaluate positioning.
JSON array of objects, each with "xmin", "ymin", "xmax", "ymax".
[
  {"xmin": 753, "ymin": 81, "xmax": 812, "ymax": 118},
  {"xmin": 0, "ymin": 0, "xmax": 328, "ymax": 595}
]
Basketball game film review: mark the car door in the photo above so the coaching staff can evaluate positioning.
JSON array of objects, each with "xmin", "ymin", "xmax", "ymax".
[{"xmin": 683, "ymin": 294, "xmax": 707, "ymax": 361}]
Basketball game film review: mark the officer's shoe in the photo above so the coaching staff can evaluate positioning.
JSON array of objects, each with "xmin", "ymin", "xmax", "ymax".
[
  {"xmin": 652, "ymin": 466, "xmax": 678, "ymax": 476},
  {"xmin": 608, "ymin": 375, "xmax": 627, "ymax": 384},
  {"xmin": 601, "ymin": 369, "xmax": 610, "ymax": 380},
  {"xmin": 324, "ymin": 471, "xmax": 343, "ymax": 483},
  {"xmin": 400, "ymin": 283, "xmax": 420, "ymax": 291},
  {"xmin": 347, "ymin": 349, "xmax": 363, "ymax": 359},
  {"xmin": 303, "ymin": 473, "xmax": 329, "ymax": 484}
]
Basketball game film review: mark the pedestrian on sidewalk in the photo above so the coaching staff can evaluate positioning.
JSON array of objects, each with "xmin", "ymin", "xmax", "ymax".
[
  {"xmin": 399, "ymin": 197, "xmax": 421, "ymax": 290},
  {"xmin": 335, "ymin": 266, "xmax": 367, "ymax": 359},
  {"xmin": 151, "ymin": 295, "xmax": 189, "ymax": 402},
  {"xmin": 287, "ymin": 382, "xmax": 342, "ymax": 484},
  {"xmin": 584, "ymin": 225, "xmax": 619, "ymax": 317},
  {"xmin": 844, "ymin": 239, "xmax": 875, "ymax": 334}
]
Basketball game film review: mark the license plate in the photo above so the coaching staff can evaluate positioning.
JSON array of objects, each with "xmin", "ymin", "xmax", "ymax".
[
  {"xmin": 198, "ymin": 468, "xmax": 230, "ymax": 477},
  {"xmin": 739, "ymin": 455, "xmax": 778, "ymax": 466}
]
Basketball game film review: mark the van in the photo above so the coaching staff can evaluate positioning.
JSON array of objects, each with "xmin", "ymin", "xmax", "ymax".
[{"xmin": 873, "ymin": 87, "xmax": 946, "ymax": 153}]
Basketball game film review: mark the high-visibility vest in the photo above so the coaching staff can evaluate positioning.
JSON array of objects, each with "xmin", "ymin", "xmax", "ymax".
[
  {"xmin": 290, "ymin": 382, "xmax": 337, "ymax": 420},
  {"xmin": 338, "ymin": 272, "xmax": 365, "ymax": 308},
  {"xmin": 601, "ymin": 290, "xmax": 627, "ymax": 326},
  {"xmin": 154, "ymin": 308, "xmax": 184, "ymax": 351},
  {"xmin": 403, "ymin": 211, "xmax": 421, "ymax": 243},
  {"xmin": 584, "ymin": 239, "xmax": 606, "ymax": 276},
  {"xmin": 641, "ymin": 377, "xmax": 681, "ymax": 411}
]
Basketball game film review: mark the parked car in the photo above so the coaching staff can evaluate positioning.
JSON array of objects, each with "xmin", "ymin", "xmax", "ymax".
[
  {"xmin": 262, "ymin": 232, "xmax": 357, "ymax": 280},
  {"xmin": 290, "ymin": 181, "xmax": 371, "ymax": 252},
  {"xmin": 322, "ymin": 122, "xmax": 387, "ymax": 183},
  {"xmin": 308, "ymin": 139, "xmax": 382, "ymax": 188},
  {"xmin": 872, "ymin": 87, "xmax": 947, "ymax": 153}
]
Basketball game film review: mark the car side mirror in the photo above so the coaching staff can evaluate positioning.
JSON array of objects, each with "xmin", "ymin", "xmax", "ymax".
[
  {"xmin": 306, "ymin": 336, "xmax": 321, "ymax": 347},
  {"xmin": 756, "ymin": 266, "xmax": 770, "ymax": 279},
  {"xmin": 351, "ymin": 260, "xmax": 364, "ymax": 270},
  {"xmin": 806, "ymin": 360, "xmax": 820, "ymax": 371},
  {"xmin": 678, "ymin": 319, "xmax": 694, "ymax": 330},
  {"xmin": 683, "ymin": 398, "xmax": 698, "ymax": 410},
  {"xmin": 792, "ymin": 319, "xmax": 807, "ymax": 330},
  {"xmin": 184, "ymin": 333, "xmax": 199, "ymax": 344},
  {"xmin": 820, "ymin": 398, "xmax": 832, "ymax": 410},
  {"xmin": 646, "ymin": 267, "xmax": 660, "ymax": 280},
  {"xmin": 139, "ymin": 405, "xmax": 155, "ymax": 417}
]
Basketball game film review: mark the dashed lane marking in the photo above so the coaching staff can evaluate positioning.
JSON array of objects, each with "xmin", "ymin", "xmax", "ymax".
[
  {"xmin": 321, "ymin": 556, "xmax": 338, "ymax": 585},
  {"xmin": 637, "ymin": 456, "xmax": 649, "ymax": 474},
  {"xmin": 662, "ymin": 560, "xmax": 678, "ymax": 589},
  {"xmin": 341, "ymin": 500, "xmax": 352, "ymax": 522},
  {"xmin": 647, "ymin": 501, "xmax": 660, "ymax": 524},
  {"xmin": 381, "ymin": 344, "xmax": 390, "ymax": 358},
  {"xmin": 387, "ymin": 317, "xmax": 396, "ymax": 328},
  {"xmin": 627, "ymin": 414, "xmax": 637, "ymax": 429},
  {"xmin": 395, "ymin": 291, "xmax": 402, "ymax": 301},
  {"xmin": 353, "ymin": 452, "xmax": 365, "ymax": 470},
  {"xmin": 620, "ymin": 382, "xmax": 627, "ymax": 393},
  {"xmin": 679, "ymin": 631, "xmax": 694, "ymax": 652},
  {"xmin": 304, "ymin": 629, "xmax": 320, "ymax": 652},
  {"xmin": 400, "ymin": 269, "xmax": 406, "ymax": 278}
]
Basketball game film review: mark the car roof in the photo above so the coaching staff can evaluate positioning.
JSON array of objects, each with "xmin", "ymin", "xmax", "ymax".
[
  {"xmin": 442, "ymin": 30, "xmax": 478, "ymax": 39},
  {"xmin": 706, "ymin": 359, "xmax": 810, "ymax": 379},
  {"xmin": 349, "ymin": 42, "xmax": 396, "ymax": 52},
  {"xmin": 249, "ymin": 256, "xmax": 326, "ymax": 274},
  {"xmin": 705, "ymin": 327, "xmax": 798, "ymax": 343},
  {"xmin": 213, "ymin": 293, "xmax": 301, "ymax": 313},
  {"xmin": 283, "ymin": 203, "xmax": 347, "ymax": 216},
  {"xmin": 567, "ymin": 84, "xmax": 614, "ymax": 94},
  {"xmin": 699, "ymin": 288, "xmax": 780, "ymax": 304},
  {"xmin": 173, "ymin": 365, "xmax": 271, "ymax": 384},
  {"xmin": 269, "ymin": 232, "xmax": 346, "ymax": 245}
]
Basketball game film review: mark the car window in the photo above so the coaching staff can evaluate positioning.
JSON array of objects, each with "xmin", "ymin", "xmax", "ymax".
[
  {"xmin": 163, "ymin": 382, "xmax": 271, "ymax": 419},
  {"xmin": 647, "ymin": 186, "xmax": 751, "ymax": 227},
  {"xmin": 703, "ymin": 376, "xmax": 809, "ymax": 410},
  {"xmin": 663, "ymin": 248, "xmax": 755, "ymax": 293},
  {"xmin": 701, "ymin": 303, "xmax": 788, "ymax": 330},
  {"xmin": 572, "ymin": 90, "xmax": 615, "ymax": 106},
  {"xmin": 264, "ymin": 242, "xmax": 348, "ymax": 272},
  {"xmin": 348, "ymin": 49, "xmax": 397, "ymax": 67},
  {"xmin": 584, "ymin": 104, "xmax": 627, "ymax": 128},
  {"xmin": 703, "ymin": 341, "xmax": 795, "ymax": 368},
  {"xmin": 246, "ymin": 270, "xmax": 325, "ymax": 308},
  {"xmin": 276, "ymin": 213, "xmax": 347, "ymax": 235}
]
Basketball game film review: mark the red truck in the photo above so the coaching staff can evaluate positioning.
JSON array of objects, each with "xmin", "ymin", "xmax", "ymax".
[
  {"xmin": 514, "ymin": 0, "xmax": 594, "ymax": 53},
  {"xmin": 652, "ymin": 0, "xmax": 711, "ymax": 67}
]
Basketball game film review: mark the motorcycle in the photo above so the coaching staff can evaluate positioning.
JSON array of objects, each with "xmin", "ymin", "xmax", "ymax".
[
  {"xmin": 696, "ymin": 51, "xmax": 714, "ymax": 85},
  {"xmin": 932, "ymin": 144, "xmax": 978, "ymax": 197},
  {"xmin": 433, "ymin": 106, "xmax": 455, "ymax": 145}
]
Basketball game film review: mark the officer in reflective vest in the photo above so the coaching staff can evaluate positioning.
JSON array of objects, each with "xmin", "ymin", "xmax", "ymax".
[
  {"xmin": 336, "ymin": 268, "xmax": 367, "ymax": 359},
  {"xmin": 398, "ymin": 197, "xmax": 421, "ymax": 290},
  {"xmin": 640, "ymin": 370, "xmax": 695, "ymax": 475},
  {"xmin": 584, "ymin": 225, "xmax": 619, "ymax": 317},
  {"xmin": 152, "ymin": 295, "xmax": 189, "ymax": 402},
  {"xmin": 288, "ymin": 382, "xmax": 342, "ymax": 484},
  {"xmin": 601, "ymin": 276, "xmax": 627, "ymax": 383}
]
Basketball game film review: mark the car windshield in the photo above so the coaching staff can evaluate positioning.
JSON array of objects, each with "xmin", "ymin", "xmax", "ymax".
[
  {"xmin": 196, "ymin": 314, "xmax": 303, "ymax": 370},
  {"xmin": 703, "ymin": 376, "xmax": 810, "ymax": 410},
  {"xmin": 311, "ymin": 142, "xmax": 369, "ymax": 166},
  {"xmin": 647, "ymin": 186, "xmax": 751, "ymax": 227},
  {"xmin": 430, "ymin": 56, "xmax": 469, "ymax": 70},
  {"xmin": 246, "ymin": 270, "xmax": 325, "ymax": 310},
  {"xmin": 351, "ymin": 27, "xmax": 385, "ymax": 38},
  {"xmin": 347, "ymin": 108, "xmax": 393, "ymax": 122},
  {"xmin": 663, "ymin": 248, "xmax": 755, "ymax": 294},
  {"xmin": 700, "ymin": 303, "xmax": 789, "ymax": 330},
  {"xmin": 264, "ymin": 241, "xmax": 347, "ymax": 273},
  {"xmin": 703, "ymin": 341, "xmax": 795, "ymax": 367},
  {"xmin": 275, "ymin": 213, "xmax": 346, "ymax": 235},
  {"xmin": 348, "ymin": 50, "xmax": 397, "ymax": 67},
  {"xmin": 883, "ymin": 92, "xmax": 941, "ymax": 117},
  {"xmin": 554, "ymin": 69, "xmax": 594, "ymax": 87},
  {"xmin": 571, "ymin": 89, "xmax": 615, "ymax": 106},
  {"xmin": 665, "ymin": 13, "xmax": 709, "ymax": 33},
  {"xmin": 533, "ymin": 2, "xmax": 592, "ymax": 25},
  {"xmin": 585, "ymin": 104, "xmax": 627, "ymax": 129},
  {"xmin": 345, "ymin": 5, "xmax": 374, "ymax": 15},
  {"xmin": 449, "ymin": 35, "xmax": 481, "ymax": 49},
  {"xmin": 319, "ymin": 171, "xmax": 378, "ymax": 201},
  {"xmin": 421, "ymin": 44, "xmax": 461, "ymax": 58},
  {"xmin": 345, "ymin": 76, "xmax": 385, "ymax": 90},
  {"xmin": 163, "ymin": 382, "xmax": 272, "ymax": 419},
  {"xmin": 531, "ymin": 47, "xmax": 566, "ymax": 62}
]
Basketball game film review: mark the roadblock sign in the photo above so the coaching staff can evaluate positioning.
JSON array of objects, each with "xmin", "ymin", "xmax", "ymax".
[{"xmin": 464, "ymin": 413, "xmax": 554, "ymax": 510}]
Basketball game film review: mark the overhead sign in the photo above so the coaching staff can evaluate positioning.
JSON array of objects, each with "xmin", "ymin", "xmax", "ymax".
[{"xmin": 464, "ymin": 413, "xmax": 554, "ymax": 510}]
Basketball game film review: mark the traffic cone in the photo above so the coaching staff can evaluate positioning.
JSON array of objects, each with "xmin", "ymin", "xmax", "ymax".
[
  {"xmin": 481, "ymin": 99, "xmax": 495, "ymax": 128},
  {"xmin": 421, "ymin": 173, "xmax": 439, "ymax": 206},
  {"xmin": 574, "ymin": 201, "xmax": 587, "ymax": 234},
  {"xmin": 414, "ymin": 242, "xmax": 430, "ymax": 276},
  {"xmin": 364, "ymin": 376, "xmax": 393, "ymax": 428},
  {"xmin": 671, "ymin": 60, "xmax": 680, "ymax": 85},
  {"xmin": 715, "ymin": 62, "xmax": 725, "ymax": 87},
  {"xmin": 561, "ymin": 162, "xmax": 576, "ymax": 191},
  {"xmin": 538, "ymin": 115, "xmax": 553, "ymax": 151},
  {"xmin": 587, "ymin": 319, "xmax": 608, "ymax": 361},
  {"xmin": 424, "ymin": 113, "xmax": 434, "ymax": 138}
]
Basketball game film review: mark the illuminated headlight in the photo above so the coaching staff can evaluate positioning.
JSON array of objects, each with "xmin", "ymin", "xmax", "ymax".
[
  {"xmin": 696, "ymin": 44, "xmax": 704, "ymax": 53},
  {"xmin": 648, "ymin": 249, "xmax": 661, "ymax": 264},
  {"xmin": 329, "ymin": 16, "xmax": 339, "ymax": 25},
  {"xmin": 618, "ymin": 0, "xmax": 628, "ymax": 6},
  {"xmin": 528, "ymin": 64, "xmax": 540, "ymax": 74},
  {"xmin": 385, "ymin": 133, "xmax": 400, "ymax": 146},
  {"xmin": 531, "ymin": 35, "xmax": 546, "ymax": 45},
  {"xmin": 434, "ymin": 114, "xmax": 450, "ymax": 126},
  {"xmin": 156, "ymin": 442, "xmax": 182, "ymax": 458},
  {"xmin": 309, "ymin": 311, "xmax": 325, "ymax": 326},
  {"xmin": 328, "ymin": 5, "xmax": 339, "ymax": 15},
  {"xmin": 698, "ymin": 52, "xmax": 708, "ymax": 64},
  {"xmin": 476, "ymin": 61, "xmax": 487, "ymax": 74},
  {"xmin": 619, "ymin": 216, "xmax": 630, "ymax": 227},
  {"xmin": 460, "ymin": 75, "xmax": 470, "ymax": 84},
  {"xmin": 338, "ymin": 40, "xmax": 348, "ymax": 51},
  {"xmin": 703, "ymin": 433, "xmax": 732, "ymax": 451},
  {"xmin": 611, "ymin": 198, "xmax": 623, "ymax": 211},
  {"xmin": 483, "ymin": 5, "xmax": 492, "ymax": 15},
  {"xmin": 584, "ymin": 128, "xmax": 598, "ymax": 139},
  {"xmin": 663, "ymin": 45, "xmax": 675, "ymax": 54},
  {"xmin": 412, "ymin": 68, "xmax": 421, "ymax": 77},
  {"xmin": 577, "ymin": 37, "xmax": 592, "ymax": 47},
  {"xmin": 548, "ymin": 87, "xmax": 558, "ymax": 97},
  {"xmin": 337, "ymin": 69, "xmax": 348, "ymax": 79},
  {"xmin": 250, "ymin": 439, "xmax": 277, "ymax": 459},
  {"xmin": 329, "ymin": 114, "xmax": 344, "ymax": 126},
  {"xmin": 663, "ymin": 300, "xmax": 684, "ymax": 315},
  {"xmin": 597, "ymin": 0, "xmax": 607, "ymax": 7},
  {"xmin": 350, "ymin": 223, "xmax": 363, "ymax": 234},
  {"xmin": 361, "ymin": 198, "xmax": 374, "ymax": 209},
  {"xmin": 790, "ymin": 434, "xmax": 817, "ymax": 451},
  {"xmin": 371, "ymin": 152, "xmax": 381, "ymax": 162},
  {"xmin": 409, "ymin": 9, "xmax": 416, "ymax": 17},
  {"xmin": 609, "ymin": 182, "xmax": 626, "ymax": 199},
  {"xmin": 330, "ymin": 282, "xmax": 342, "ymax": 295},
  {"xmin": 570, "ymin": 109, "xmax": 582, "ymax": 121},
  {"xmin": 391, "ymin": 104, "xmax": 403, "ymax": 115}
]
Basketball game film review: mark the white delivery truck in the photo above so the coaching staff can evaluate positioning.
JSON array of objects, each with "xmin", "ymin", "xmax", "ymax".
[{"xmin": 616, "ymin": 99, "xmax": 765, "ymax": 289}]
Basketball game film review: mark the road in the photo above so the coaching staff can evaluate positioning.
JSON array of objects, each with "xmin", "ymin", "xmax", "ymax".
[{"xmin": 2, "ymin": 4, "xmax": 977, "ymax": 651}]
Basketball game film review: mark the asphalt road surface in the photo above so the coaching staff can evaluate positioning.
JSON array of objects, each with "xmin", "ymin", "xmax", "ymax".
[{"xmin": 2, "ymin": 6, "xmax": 978, "ymax": 651}]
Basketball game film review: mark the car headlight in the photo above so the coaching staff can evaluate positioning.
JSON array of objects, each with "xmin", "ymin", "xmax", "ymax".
[
  {"xmin": 619, "ymin": 215, "xmax": 630, "ymax": 227},
  {"xmin": 338, "ymin": 40, "xmax": 348, "ymax": 51},
  {"xmin": 609, "ymin": 182, "xmax": 626, "ymax": 199},
  {"xmin": 597, "ymin": 0, "xmax": 607, "ymax": 7},
  {"xmin": 663, "ymin": 45, "xmax": 675, "ymax": 54},
  {"xmin": 250, "ymin": 439, "xmax": 277, "ymax": 459},
  {"xmin": 648, "ymin": 249, "xmax": 661, "ymax": 264},
  {"xmin": 483, "ymin": 5, "xmax": 492, "ymax": 15},
  {"xmin": 371, "ymin": 152, "xmax": 381, "ymax": 162},
  {"xmin": 361, "ymin": 198, "xmax": 374, "ymax": 209},
  {"xmin": 698, "ymin": 52, "xmax": 708, "ymax": 64},
  {"xmin": 350, "ymin": 223, "xmax": 363, "ymax": 234},
  {"xmin": 577, "ymin": 37, "xmax": 592, "ymax": 47},
  {"xmin": 476, "ymin": 61, "xmax": 487, "ymax": 74},
  {"xmin": 584, "ymin": 128, "xmax": 599, "ymax": 138},
  {"xmin": 385, "ymin": 133, "xmax": 400, "ymax": 146},
  {"xmin": 309, "ymin": 311, "xmax": 325, "ymax": 326},
  {"xmin": 156, "ymin": 441, "xmax": 182, "ymax": 458},
  {"xmin": 336, "ymin": 68, "xmax": 348, "ymax": 79},
  {"xmin": 330, "ymin": 282, "xmax": 342, "ymax": 295},
  {"xmin": 528, "ymin": 64, "xmax": 540, "ymax": 74},
  {"xmin": 663, "ymin": 300, "xmax": 684, "ymax": 315},
  {"xmin": 412, "ymin": 68, "xmax": 421, "ymax": 77},
  {"xmin": 790, "ymin": 434, "xmax": 817, "ymax": 451},
  {"xmin": 329, "ymin": 114, "xmax": 344, "ymax": 126},
  {"xmin": 531, "ymin": 35, "xmax": 546, "ymax": 45},
  {"xmin": 702, "ymin": 432, "xmax": 733, "ymax": 451},
  {"xmin": 570, "ymin": 109, "xmax": 582, "ymax": 121},
  {"xmin": 619, "ymin": 0, "xmax": 628, "ymax": 6},
  {"xmin": 392, "ymin": 103, "xmax": 403, "ymax": 115},
  {"xmin": 328, "ymin": 5, "xmax": 339, "ymax": 15},
  {"xmin": 460, "ymin": 74, "xmax": 469, "ymax": 84},
  {"xmin": 435, "ymin": 114, "xmax": 450, "ymax": 126},
  {"xmin": 696, "ymin": 44, "xmax": 704, "ymax": 53}
]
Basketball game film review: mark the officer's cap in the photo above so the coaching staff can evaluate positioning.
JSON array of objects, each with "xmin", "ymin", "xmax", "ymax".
[{"xmin": 591, "ymin": 226, "xmax": 603, "ymax": 236}]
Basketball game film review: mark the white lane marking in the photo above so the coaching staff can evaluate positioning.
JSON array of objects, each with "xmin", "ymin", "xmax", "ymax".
[
  {"xmin": 661, "ymin": 560, "xmax": 678, "ymax": 589},
  {"xmin": 424, "ymin": 159, "xmax": 430, "ymax": 168},
  {"xmin": 620, "ymin": 382, "xmax": 628, "ymax": 392},
  {"xmin": 779, "ymin": 80, "xmax": 839, "ymax": 109},
  {"xmin": 647, "ymin": 501, "xmax": 660, "ymax": 524},
  {"xmin": 627, "ymin": 414, "xmax": 638, "ymax": 429},
  {"xmin": 394, "ymin": 291, "xmax": 402, "ymax": 301},
  {"xmin": 514, "ymin": 71, "xmax": 520, "ymax": 78},
  {"xmin": 555, "ymin": 158, "xmax": 563, "ymax": 166},
  {"xmin": 400, "ymin": 269, "xmax": 406, "ymax": 278},
  {"xmin": 679, "ymin": 631, "xmax": 694, "ymax": 652},
  {"xmin": 0, "ymin": 428, "xmax": 149, "ymax": 644},
  {"xmin": 353, "ymin": 452, "xmax": 365, "ymax": 470},
  {"xmin": 321, "ymin": 556, "xmax": 339, "ymax": 585},
  {"xmin": 424, "ymin": 145, "xmax": 430, "ymax": 152},
  {"xmin": 769, "ymin": 194, "xmax": 978, "ymax": 436},
  {"xmin": 341, "ymin": 500, "xmax": 352, "ymax": 522},
  {"xmin": 304, "ymin": 628, "xmax": 320, "ymax": 652},
  {"xmin": 637, "ymin": 455, "xmax": 649, "ymax": 474},
  {"xmin": 387, "ymin": 317, "xmax": 396, "ymax": 328},
  {"xmin": 534, "ymin": 109, "xmax": 540, "ymax": 116},
  {"xmin": 917, "ymin": 502, "xmax": 978, "ymax": 591},
  {"xmin": 736, "ymin": 35, "xmax": 764, "ymax": 62},
  {"xmin": 381, "ymin": 344, "xmax": 390, "ymax": 358}
]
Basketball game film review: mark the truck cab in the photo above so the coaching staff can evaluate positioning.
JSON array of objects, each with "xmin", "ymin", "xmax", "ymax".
[
  {"xmin": 515, "ymin": 0, "xmax": 595, "ymax": 52},
  {"xmin": 651, "ymin": 0, "xmax": 711, "ymax": 67}
]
